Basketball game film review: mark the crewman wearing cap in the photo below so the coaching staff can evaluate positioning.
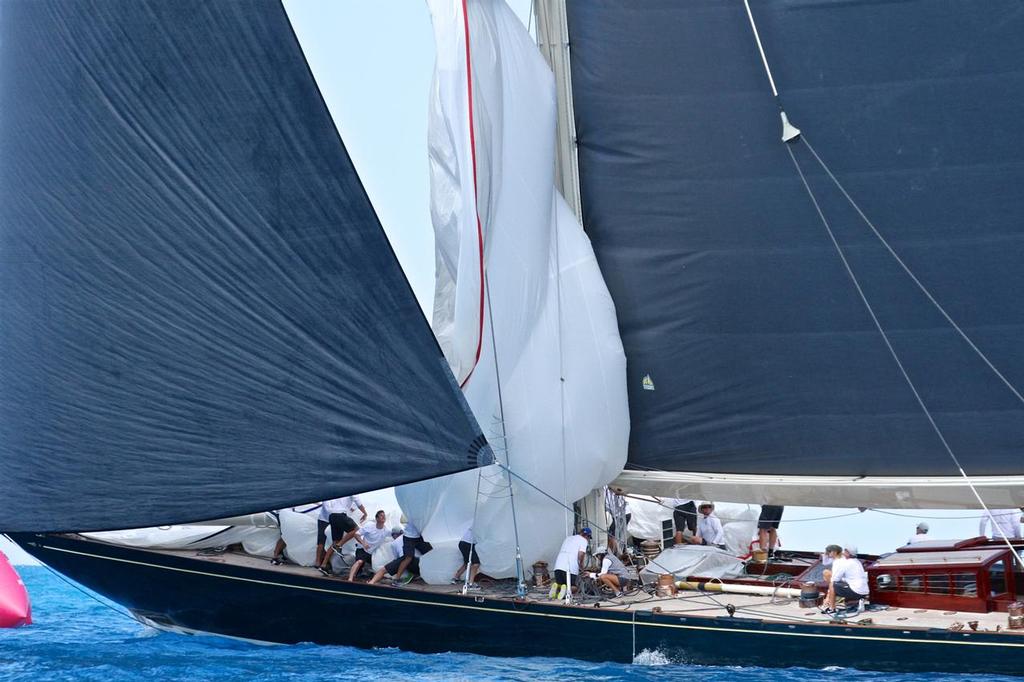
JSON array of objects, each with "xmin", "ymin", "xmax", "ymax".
[
  {"xmin": 549, "ymin": 527, "xmax": 591, "ymax": 600},
  {"xmin": 907, "ymin": 522, "xmax": 929, "ymax": 545},
  {"xmin": 694, "ymin": 502, "xmax": 726, "ymax": 549},
  {"xmin": 822, "ymin": 544, "xmax": 869, "ymax": 615}
]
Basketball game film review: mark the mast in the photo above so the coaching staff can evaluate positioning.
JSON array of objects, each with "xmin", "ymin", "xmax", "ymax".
[{"xmin": 533, "ymin": 0, "xmax": 582, "ymax": 224}]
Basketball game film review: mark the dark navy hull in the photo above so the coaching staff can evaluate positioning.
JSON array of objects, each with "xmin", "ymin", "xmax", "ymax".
[{"xmin": 11, "ymin": 533, "xmax": 1024, "ymax": 675}]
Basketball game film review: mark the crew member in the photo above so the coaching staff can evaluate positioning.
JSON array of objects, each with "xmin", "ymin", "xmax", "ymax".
[
  {"xmin": 659, "ymin": 497, "xmax": 696, "ymax": 545},
  {"xmin": 907, "ymin": 522, "xmax": 929, "ymax": 545},
  {"xmin": 823, "ymin": 544, "xmax": 869, "ymax": 615},
  {"xmin": 316, "ymin": 495, "xmax": 368, "ymax": 566},
  {"xmin": 347, "ymin": 510, "xmax": 393, "ymax": 581},
  {"xmin": 368, "ymin": 527, "xmax": 413, "ymax": 585},
  {"xmin": 690, "ymin": 502, "xmax": 725, "ymax": 549},
  {"xmin": 757, "ymin": 505, "xmax": 784, "ymax": 557},
  {"xmin": 590, "ymin": 548, "xmax": 629, "ymax": 596},
  {"xmin": 391, "ymin": 518, "xmax": 433, "ymax": 584},
  {"xmin": 319, "ymin": 526, "xmax": 369, "ymax": 576},
  {"xmin": 979, "ymin": 509, "xmax": 1022, "ymax": 540},
  {"xmin": 549, "ymin": 527, "xmax": 591, "ymax": 600},
  {"xmin": 820, "ymin": 543, "xmax": 841, "ymax": 583},
  {"xmin": 452, "ymin": 523, "xmax": 481, "ymax": 589}
]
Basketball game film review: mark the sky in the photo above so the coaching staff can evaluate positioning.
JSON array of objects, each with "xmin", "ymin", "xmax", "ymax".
[{"xmin": 1, "ymin": 1, "xmax": 995, "ymax": 565}]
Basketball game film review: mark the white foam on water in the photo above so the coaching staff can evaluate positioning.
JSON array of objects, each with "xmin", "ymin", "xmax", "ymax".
[{"xmin": 632, "ymin": 648, "xmax": 672, "ymax": 666}]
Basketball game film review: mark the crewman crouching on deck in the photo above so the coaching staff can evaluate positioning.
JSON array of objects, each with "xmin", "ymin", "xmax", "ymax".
[
  {"xmin": 822, "ymin": 544, "xmax": 870, "ymax": 615},
  {"xmin": 549, "ymin": 527, "xmax": 591, "ymax": 600},
  {"xmin": 589, "ymin": 548, "xmax": 629, "ymax": 597}
]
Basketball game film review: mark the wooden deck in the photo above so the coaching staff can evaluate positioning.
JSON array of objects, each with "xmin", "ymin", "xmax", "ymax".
[{"xmin": 183, "ymin": 546, "xmax": 1021, "ymax": 635}]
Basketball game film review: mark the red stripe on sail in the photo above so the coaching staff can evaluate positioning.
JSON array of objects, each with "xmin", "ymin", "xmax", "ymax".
[{"xmin": 458, "ymin": 0, "xmax": 485, "ymax": 390}]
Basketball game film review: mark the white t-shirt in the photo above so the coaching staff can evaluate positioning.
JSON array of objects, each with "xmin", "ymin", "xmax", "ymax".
[
  {"xmin": 319, "ymin": 495, "xmax": 363, "ymax": 522},
  {"xmin": 361, "ymin": 524, "xmax": 392, "ymax": 552},
  {"xmin": 663, "ymin": 498, "xmax": 693, "ymax": 509},
  {"xmin": 403, "ymin": 520, "xmax": 422, "ymax": 539},
  {"xmin": 384, "ymin": 536, "xmax": 403, "ymax": 562},
  {"xmin": 906, "ymin": 533, "xmax": 929, "ymax": 545},
  {"xmin": 461, "ymin": 525, "xmax": 475, "ymax": 544},
  {"xmin": 554, "ymin": 534, "xmax": 589, "ymax": 575},
  {"xmin": 697, "ymin": 513, "xmax": 725, "ymax": 545},
  {"xmin": 979, "ymin": 509, "xmax": 1022, "ymax": 540},
  {"xmin": 830, "ymin": 556, "xmax": 869, "ymax": 595}
]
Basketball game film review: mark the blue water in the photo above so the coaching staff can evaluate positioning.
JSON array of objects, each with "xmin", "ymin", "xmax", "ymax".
[{"xmin": 0, "ymin": 567, "xmax": 1014, "ymax": 681}]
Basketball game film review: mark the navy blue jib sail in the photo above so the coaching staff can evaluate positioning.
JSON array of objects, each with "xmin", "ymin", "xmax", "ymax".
[
  {"xmin": 566, "ymin": 0, "xmax": 1024, "ymax": 476},
  {"xmin": 0, "ymin": 1, "xmax": 486, "ymax": 532}
]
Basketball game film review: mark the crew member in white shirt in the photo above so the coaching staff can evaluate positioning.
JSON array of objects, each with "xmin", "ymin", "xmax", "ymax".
[
  {"xmin": 452, "ymin": 524, "xmax": 481, "ymax": 589},
  {"xmin": 347, "ymin": 510, "xmax": 393, "ymax": 582},
  {"xmin": 906, "ymin": 522, "xmax": 929, "ymax": 545},
  {"xmin": 979, "ymin": 509, "xmax": 1022, "ymax": 540},
  {"xmin": 690, "ymin": 502, "xmax": 726, "ymax": 549},
  {"xmin": 316, "ymin": 495, "xmax": 368, "ymax": 567},
  {"xmin": 368, "ymin": 528, "xmax": 413, "ymax": 584},
  {"xmin": 549, "ymin": 527, "xmax": 591, "ymax": 600},
  {"xmin": 823, "ymin": 544, "xmax": 869, "ymax": 615}
]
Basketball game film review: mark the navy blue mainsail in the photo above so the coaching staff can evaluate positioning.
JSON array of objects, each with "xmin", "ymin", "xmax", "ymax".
[
  {"xmin": 0, "ymin": 0, "xmax": 486, "ymax": 532},
  {"xmin": 567, "ymin": 0, "xmax": 1024, "ymax": 476}
]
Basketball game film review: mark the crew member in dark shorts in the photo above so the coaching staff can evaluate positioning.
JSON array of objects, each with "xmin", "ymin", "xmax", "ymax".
[
  {"xmin": 822, "ymin": 544, "xmax": 869, "ymax": 615},
  {"xmin": 758, "ymin": 505, "xmax": 785, "ymax": 557},
  {"xmin": 661, "ymin": 497, "xmax": 696, "ymax": 545},
  {"xmin": 452, "ymin": 524, "xmax": 481, "ymax": 589},
  {"xmin": 368, "ymin": 528, "xmax": 412, "ymax": 584},
  {"xmin": 315, "ymin": 495, "xmax": 367, "ymax": 567},
  {"xmin": 549, "ymin": 527, "xmax": 591, "ymax": 600},
  {"xmin": 319, "ymin": 493, "xmax": 372, "ymax": 573},
  {"xmin": 347, "ymin": 510, "xmax": 392, "ymax": 581},
  {"xmin": 391, "ymin": 518, "xmax": 432, "ymax": 584}
]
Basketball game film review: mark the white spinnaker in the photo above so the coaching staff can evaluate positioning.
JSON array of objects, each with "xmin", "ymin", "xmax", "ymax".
[
  {"xmin": 396, "ymin": 0, "xmax": 628, "ymax": 583},
  {"xmin": 86, "ymin": 488, "xmax": 405, "ymax": 568}
]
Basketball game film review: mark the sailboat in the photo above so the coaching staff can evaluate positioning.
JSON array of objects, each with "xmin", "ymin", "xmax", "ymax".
[{"xmin": 4, "ymin": 0, "xmax": 1024, "ymax": 675}]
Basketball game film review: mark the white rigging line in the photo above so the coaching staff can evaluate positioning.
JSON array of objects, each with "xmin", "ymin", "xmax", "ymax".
[
  {"xmin": 463, "ymin": 468, "xmax": 484, "ymax": 595},
  {"xmin": 497, "ymin": 463, "xmax": 691, "ymax": 581},
  {"xmin": 484, "ymin": 274, "xmax": 528, "ymax": 596},
  {"xmin": 785, "ymin": 146, "xmax": 1024, "ymax": 567},
  {"xmin": 741, "ymin": 0, "xmax": 778, "ymax": 97},
  {"xmin": 740, "ymin": 0, "xmax": 1024, "ymax": 565}
]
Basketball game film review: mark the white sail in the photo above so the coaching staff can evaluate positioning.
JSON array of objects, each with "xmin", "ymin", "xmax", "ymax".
[{"xmin": 396, "ymin": 0, "xmax": 628, "ymax": 583}]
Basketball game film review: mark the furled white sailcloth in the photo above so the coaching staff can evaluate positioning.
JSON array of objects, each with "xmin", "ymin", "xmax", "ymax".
[{"xmin": 396, "ymin": 0, "xmax": 629, "ymax": 583}]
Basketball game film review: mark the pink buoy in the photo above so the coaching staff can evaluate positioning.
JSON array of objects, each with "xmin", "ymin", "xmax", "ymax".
[{"xmin": 0, "ymin": 550, "xmax": 31, "ymax": 627}]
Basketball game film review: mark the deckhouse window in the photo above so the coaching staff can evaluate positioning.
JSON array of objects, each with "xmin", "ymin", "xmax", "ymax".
[
  {"xmin": 926, "ymin": 574, "xmax": 950, "ymax": 595},
  {"xmin": 989, "ymin": 560, "xmax": 1007, "ymax": 596}
]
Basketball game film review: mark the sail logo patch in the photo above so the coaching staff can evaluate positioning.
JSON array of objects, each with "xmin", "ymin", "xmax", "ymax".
[{"xmin": 642, "ymin": 374, "xmax": 655, "ymax": 391}]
